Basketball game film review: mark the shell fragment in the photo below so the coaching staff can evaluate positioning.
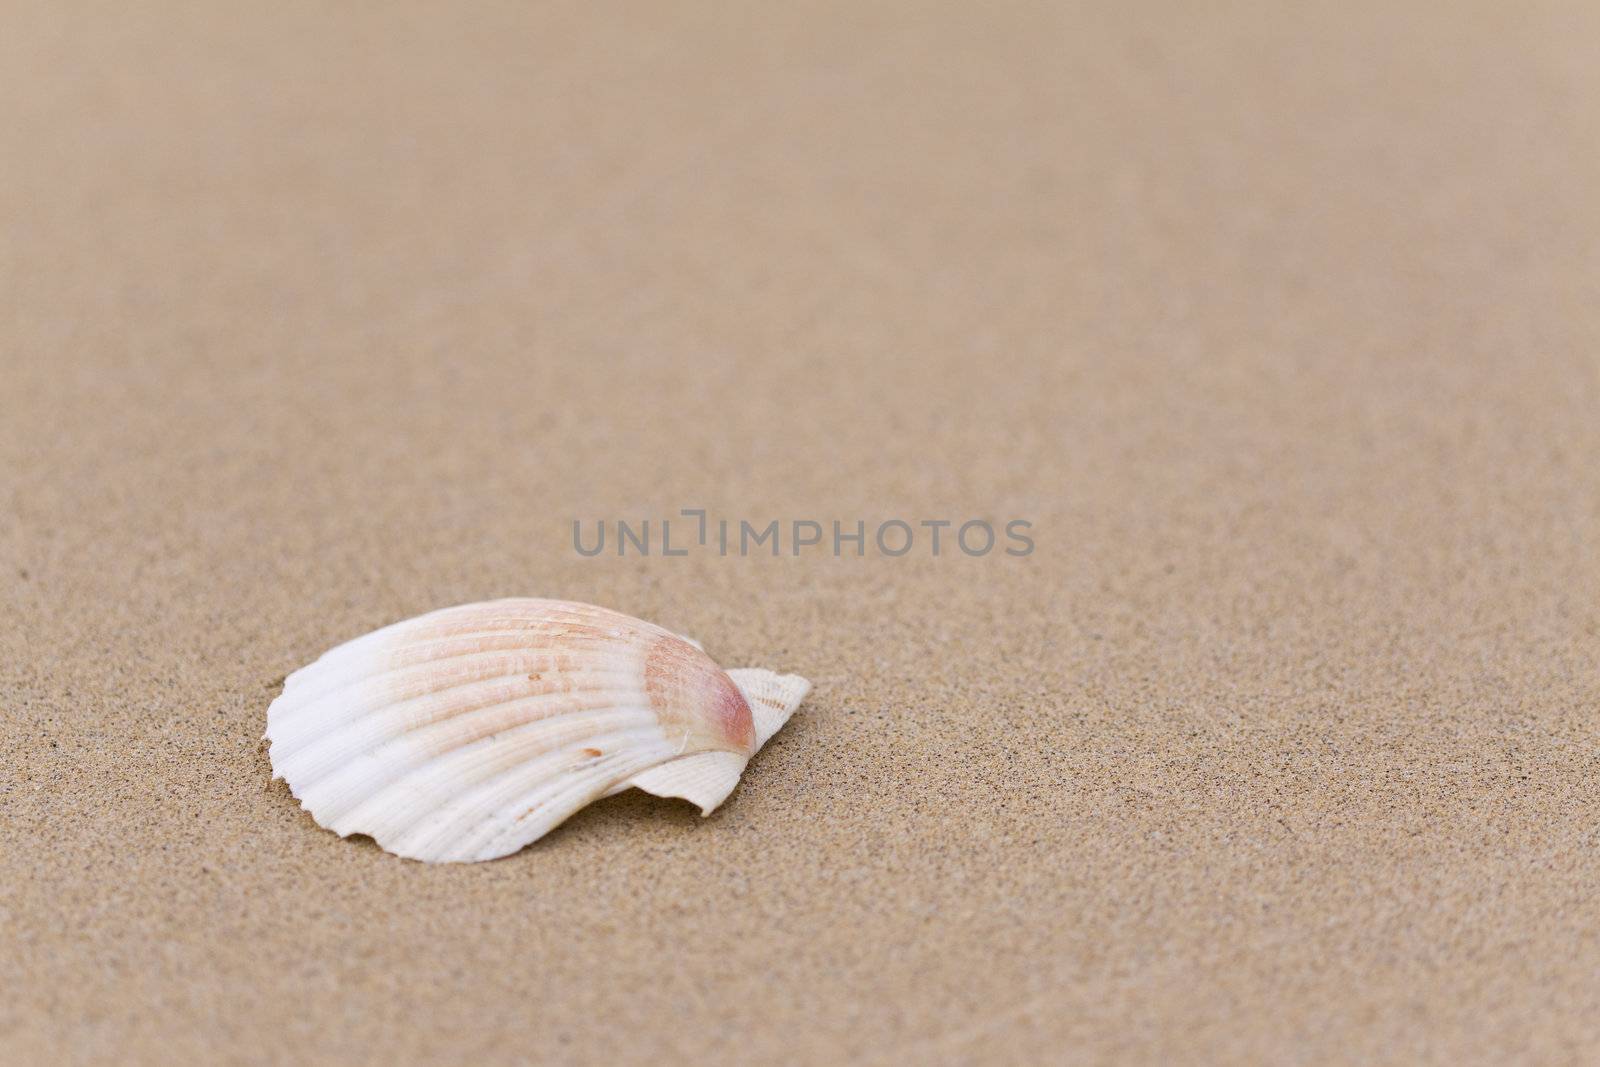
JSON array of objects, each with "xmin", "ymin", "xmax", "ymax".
[{"xmin": 266, "ymin": 599, "xmax": 810, "ymax": 862}]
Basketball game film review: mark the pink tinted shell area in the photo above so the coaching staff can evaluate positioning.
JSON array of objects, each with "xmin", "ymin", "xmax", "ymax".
[{"xmin": 643, "ymin": 634, "xmax": 756, "ymax": 753}]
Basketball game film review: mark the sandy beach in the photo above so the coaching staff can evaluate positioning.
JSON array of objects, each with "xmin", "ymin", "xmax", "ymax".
[{"xmin": 4, "ymin": 2, "xmax": 1599, "ymax": 1063}]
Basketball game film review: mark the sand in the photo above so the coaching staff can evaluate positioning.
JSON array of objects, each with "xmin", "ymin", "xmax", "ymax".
[{"xmin": 3, "ymin": 2, "xmax": 1599, "ymax": 1063}]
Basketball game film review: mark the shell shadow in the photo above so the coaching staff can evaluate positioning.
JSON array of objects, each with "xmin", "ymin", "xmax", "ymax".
[{"xmin": 530, "ymin": 788, "xmax": 710, "ymax": 849}]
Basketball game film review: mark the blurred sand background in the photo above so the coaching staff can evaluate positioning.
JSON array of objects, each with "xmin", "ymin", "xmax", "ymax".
[{"xmin": 4, "ymin": 2, "xmax": 1600, "ymax": 1063}]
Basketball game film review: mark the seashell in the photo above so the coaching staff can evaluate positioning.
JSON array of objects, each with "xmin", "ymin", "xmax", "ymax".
[{"xmin": 265, "ymin": 598, "xmax": 810, "ymax": 862}]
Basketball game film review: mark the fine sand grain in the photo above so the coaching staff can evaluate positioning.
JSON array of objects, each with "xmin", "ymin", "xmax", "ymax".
[{"xmin": 3, "ymin": 2, "xmax": 1599, "ymax": 1064}]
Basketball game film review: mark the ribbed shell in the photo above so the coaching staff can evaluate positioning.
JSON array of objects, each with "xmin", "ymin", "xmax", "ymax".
[{"xmin": 266, "ymin": 599, "xmax": 809, "ymax": 862}]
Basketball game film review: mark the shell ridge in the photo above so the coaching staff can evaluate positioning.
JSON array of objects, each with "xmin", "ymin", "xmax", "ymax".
[
  {"xmin": 283, "ymin": 598, "xmax": 658, "ymax": 686},
  {"xmin": 274, "ymin": 689, "xmax": 653, "ymax": 794},
  {"xmin": 385, "ymin": 732, "xmax": 671, "ymax": 861},
  {"xmin": 316, "ymin": 715, "xmax": 663, "ymax": 836},
  {"xmin": 274, "ymin": 655, "xmax": 648, "ymax": 724},
  {"xmin": 268, "ymin": 665, "xmax": 647, "ymax": 754},
  {"xmin": 302, "ymin": 598, "xmax": 561, "ymax": 661},
  {"xmin": 283, "ymin": 631, "xmax": 658, "ymax": 701},
  {"xmin": 459, "ymin": 746, "xmax": 671, "ymax": 862},
  {"xmin": 370, "ymin": 733, "xmax": 661, "ymax": 854}
]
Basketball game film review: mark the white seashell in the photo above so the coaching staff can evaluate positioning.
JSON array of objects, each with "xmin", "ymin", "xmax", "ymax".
[{"xmin": 265, "ymin": 598, "xmax": 810, "ymax": 863}]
